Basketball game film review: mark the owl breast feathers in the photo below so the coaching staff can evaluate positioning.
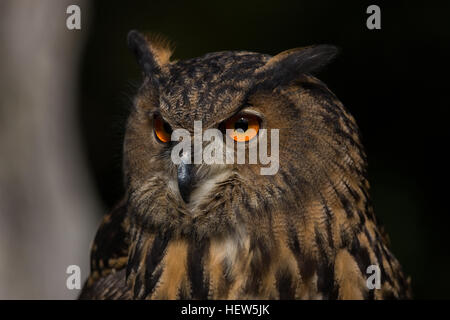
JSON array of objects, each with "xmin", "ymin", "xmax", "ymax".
[{"xmin": 79, "ymin": 30, "xmax": 412, "ymax": 300}]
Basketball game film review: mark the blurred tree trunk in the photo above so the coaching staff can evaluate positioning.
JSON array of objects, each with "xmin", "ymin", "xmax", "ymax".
[{"xmin": 0, "ymin": 0, "xmax": 100, "ymax": 299}]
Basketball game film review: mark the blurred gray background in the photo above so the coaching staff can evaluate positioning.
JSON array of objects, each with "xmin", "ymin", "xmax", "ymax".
[{"xmin": 0, "ymin": 0, "xmax": 99, "ymax": 299}]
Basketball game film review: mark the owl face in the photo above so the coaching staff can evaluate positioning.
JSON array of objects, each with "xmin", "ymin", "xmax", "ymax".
[{"xmin": 123, "ymin": 31, "xmax": 362, "ymax": 240}]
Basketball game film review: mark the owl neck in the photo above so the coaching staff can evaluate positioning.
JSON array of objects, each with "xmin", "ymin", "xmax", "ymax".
[
  {"xmin": 124, "ymin": 151, "xmax": 403, "ymax": 299},
  {"xmin": 125, "ymin": 188, "xmax": 391, "ymax": 300}
]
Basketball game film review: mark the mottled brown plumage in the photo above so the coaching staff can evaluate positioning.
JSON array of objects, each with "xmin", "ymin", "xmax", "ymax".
[{"xmin": 79, "ymin": 30, "xmax": 412, "ymax": 300}]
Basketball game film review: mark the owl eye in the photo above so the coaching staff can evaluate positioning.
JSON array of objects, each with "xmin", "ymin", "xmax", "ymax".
[
  {"xmin": 222, "ymin": 113, "xmax": 260, "ymax": 142},
  {"xmin": 153, "ymin": 114, "xmax": 173, "ymax": 143}
]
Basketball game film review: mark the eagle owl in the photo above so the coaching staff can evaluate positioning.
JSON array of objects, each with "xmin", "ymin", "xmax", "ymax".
[{"xmin": 80, "ymin": 30, "xmax": 412, "ymax": 300}]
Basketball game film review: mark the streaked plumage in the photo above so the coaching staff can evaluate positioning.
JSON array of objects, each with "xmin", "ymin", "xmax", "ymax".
[{"xmin": 79, "ymin": 30, "xmax": 412, "ymax": 300}]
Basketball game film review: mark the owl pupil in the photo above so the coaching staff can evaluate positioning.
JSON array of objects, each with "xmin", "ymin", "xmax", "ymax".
[
  {"xmin": 235, "ymin": 118, "xmax": 248, "ymax": 132},
  {"xmin": 163, "ymin": 121, "xmax": 173, "ymax": 133}
]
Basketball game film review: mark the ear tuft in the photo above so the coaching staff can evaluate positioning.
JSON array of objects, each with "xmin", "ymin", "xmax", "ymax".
[
  {"xmin": 127, "ymin": 30, "xmax": 174, "ymax": 80},
  {"xmin": 127, "ymin": 30, "xmax": 160, "ymax": 78},
  {"xmin": 145, "ymin": 33, "xmax": 174, "ymax": 66},
  {"xmin": 256, "ymin": 45, "xmax": 339, "ymax": 87}
]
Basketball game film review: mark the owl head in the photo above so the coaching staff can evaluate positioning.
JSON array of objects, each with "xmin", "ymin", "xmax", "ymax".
[{"xmin": 123, "ymin": 30, "xmax": 367, "ymax": 243}]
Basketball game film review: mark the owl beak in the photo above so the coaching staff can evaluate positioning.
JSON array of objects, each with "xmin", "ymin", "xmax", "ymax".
[{"xmin": 177, "ymin": 156, "xmax": 195, "ymax": 203}]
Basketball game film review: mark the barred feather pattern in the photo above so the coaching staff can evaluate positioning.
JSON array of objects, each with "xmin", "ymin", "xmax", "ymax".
[
  {"xmin": 80, "ymin": 38, "xmax": 411, "ymax": 299},
  {"xmin": 80, "ymin": 82, "xmax": 411, "ymax": 300}
]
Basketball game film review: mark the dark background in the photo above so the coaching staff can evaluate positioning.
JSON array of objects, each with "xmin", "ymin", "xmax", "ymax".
[{"xmin": 79, "ymin": 0, "xmax": 450, "ymax": 299}]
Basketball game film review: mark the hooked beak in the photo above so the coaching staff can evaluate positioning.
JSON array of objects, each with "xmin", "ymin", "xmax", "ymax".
[{"xmin": 177, "ymin": 153, "xmax": 195, "ymax": 203}]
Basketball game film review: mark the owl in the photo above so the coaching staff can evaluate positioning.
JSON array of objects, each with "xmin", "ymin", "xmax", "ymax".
[{"xmin": 79, "ymin": 30, "xmax": 412, "ymax": 300}]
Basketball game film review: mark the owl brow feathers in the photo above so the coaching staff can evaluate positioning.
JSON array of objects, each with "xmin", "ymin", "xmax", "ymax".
[
  {"xmin": 127, "ymin": 29, "xmax": 338, "ymax": 95},
  {"xmin": 254, "ymin": 45, "xmax": 339, "ymax": 88}
]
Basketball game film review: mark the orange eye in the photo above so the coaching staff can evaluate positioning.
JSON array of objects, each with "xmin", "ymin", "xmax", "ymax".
[
  {"xmin": 223, "ymin": 113, "xmax": 260, "ymax": 142},
  {"xmin": 153, "ymin": 114, "xmax": 172, "ymax": 143}
]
